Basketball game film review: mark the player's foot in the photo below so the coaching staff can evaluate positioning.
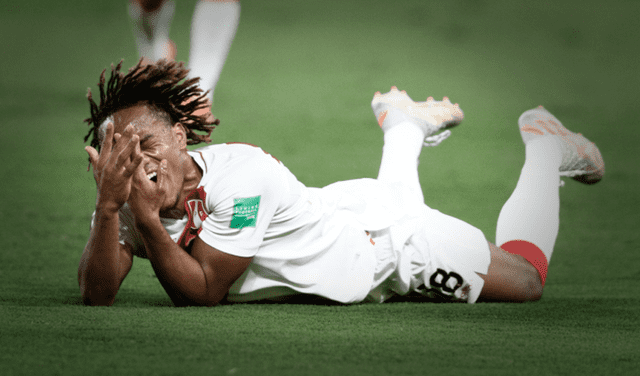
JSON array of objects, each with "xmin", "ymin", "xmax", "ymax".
[
  {"xmin": 518, "ymin": 106, "xmax": 605, "ymax": 184},
  {"xmin": 140, "ymin": 39, "xmax": 177, "ymax": 66},
  {"xmin": 371, "ymin": 86, "xmax": 463, "ymax": 146}
]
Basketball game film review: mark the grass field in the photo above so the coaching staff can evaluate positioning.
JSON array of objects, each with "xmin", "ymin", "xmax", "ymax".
[{"xmin": 1, "ymin": 0, "xmax": 639, "ymax": 375}]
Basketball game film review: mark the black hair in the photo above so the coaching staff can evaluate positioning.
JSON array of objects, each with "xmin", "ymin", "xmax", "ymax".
[{"xmin": 84, "ymin": 59, "xmax": 219, "ymax": 151}]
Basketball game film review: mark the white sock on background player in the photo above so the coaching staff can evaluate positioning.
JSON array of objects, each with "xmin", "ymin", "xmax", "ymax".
[
  {"xmin": 496, "ymin": 137, "xmax": 563, "ymax": 285},
  {"xmin": 128, "ymin": 0, "xmax": 175, "ymax": 62},
  {"xmin": 188, "ymin": 0, "xmax": 241, "ymax": 105}
]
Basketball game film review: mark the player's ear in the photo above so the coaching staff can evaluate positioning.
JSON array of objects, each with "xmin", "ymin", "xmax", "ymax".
[{"xmin": 172, "ymin": 123, "xmax": 187, "ymax": 149}]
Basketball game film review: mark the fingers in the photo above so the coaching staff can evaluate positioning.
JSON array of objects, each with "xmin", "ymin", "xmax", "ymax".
[
  {"xmin": 131, "ymin": 158, "xmax": 147, "ymax": 185},
  {"xmin": 122, "ymin": 137, "xmax": 143, "ymax": 178},
  {"xmin": 116, "ymin": 133, "xmax": 140, "ymax": 171},
  {"xmin": 94, "ymin": 122, "xmax": 143, "ymax": 183},
  {"xmin": 85, "ymin": 146, "xmax": 100, "ymax": 181},
  {"xmin": 156, "ymin": 160, "xmax": 168, "ymax": 192},
  {"xmin": 130, "ymin": 158, "xmax": 165, "ymax": 200},
  {"xmin": 112, "ymin": 123, "xmax": 135, "ymax": 156},
  {"xmin": 101, "ymin": 122, "xmax": 115, "ymax": 155},
  {"xmin": 97, "ymin": 122, "xmax": 133, "ymax": 168},
  {"xmin": 107, "ymin": 123, "xmax": 137, "ymax": 171},
  {"xmin": 85, "ymin": 146, "xmax": 99, "ymax": 167}
]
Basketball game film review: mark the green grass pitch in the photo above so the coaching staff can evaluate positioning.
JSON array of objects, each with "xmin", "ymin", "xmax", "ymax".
[{"xmin": 1, "ymin": 0, "xmax": 638, "ymax": 375}]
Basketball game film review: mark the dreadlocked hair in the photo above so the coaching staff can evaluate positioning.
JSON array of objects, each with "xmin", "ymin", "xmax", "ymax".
[{"xmin": 84, "ymin": 59, "xmax": 219, "ymax": 151}]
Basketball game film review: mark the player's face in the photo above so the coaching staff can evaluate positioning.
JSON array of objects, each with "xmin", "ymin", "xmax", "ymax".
[{"xmin": 109, "ymin": 104, "xmax": 191, "ymax": 215}]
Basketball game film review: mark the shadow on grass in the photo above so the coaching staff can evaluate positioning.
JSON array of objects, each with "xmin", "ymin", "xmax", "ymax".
[
  {"xmin": 61, "ymin": 293, "xmax": 175, "ymax": 308},
  {"xmin": 5, "ymin": 286, "xmax": 638, "ymax": 327},
  {"xmin": 0, "ymin": 288, "xmax": 174, "ymax": 308}
]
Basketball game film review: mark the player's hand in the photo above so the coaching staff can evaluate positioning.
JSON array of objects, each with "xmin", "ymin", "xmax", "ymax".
[
  {"xmin": 85, "ymin": 122, "xmax": 143, "ymax": 214},
  {"xmin": 128, "ymin": 158, "xmax": 168, "ymax": 224}
]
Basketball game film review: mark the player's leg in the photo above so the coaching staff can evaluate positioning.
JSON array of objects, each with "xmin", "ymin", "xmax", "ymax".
[
  {"xmin": 476, "ymin": 242, "xmax": 543, "ymax": 302},
  {"xmin": 128, "ymin": 0, "xmax": 176, "ymax": 64},
  {"xmin": 188, "ymin": 0, "xmax": 241, "ymax": 109},
  {"xmin": 136, "ymin": 0, "xmax": 163, "ymax": 11},
  {"xmin": 371, "ymin": 87, "xmax": 463, "ymax": 208},
  {"xmin": 479, "ymin": 106, "xmax": 605, "ymax": 301}
]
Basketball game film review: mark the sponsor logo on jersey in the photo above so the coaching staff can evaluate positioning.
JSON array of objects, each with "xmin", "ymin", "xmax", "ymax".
[{"xmin": 230, "ymin": 196, "xmax": 261, "ymax": 229}]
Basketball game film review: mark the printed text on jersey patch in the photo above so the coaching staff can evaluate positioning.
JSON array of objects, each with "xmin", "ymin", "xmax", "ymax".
[{"xmin": 231, "ymin": 196, "xmax": 261, "ymax": 229}]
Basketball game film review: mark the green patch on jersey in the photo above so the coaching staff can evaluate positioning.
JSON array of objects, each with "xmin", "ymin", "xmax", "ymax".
[{"xmin": 230, "ymin": 196, "xmax": 261, "ymax": 229}]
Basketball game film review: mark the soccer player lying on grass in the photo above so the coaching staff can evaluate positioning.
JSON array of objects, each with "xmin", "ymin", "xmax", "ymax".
[{"xmin": 79, "ymin": 60, "xmax": 605, "ymax": 306}]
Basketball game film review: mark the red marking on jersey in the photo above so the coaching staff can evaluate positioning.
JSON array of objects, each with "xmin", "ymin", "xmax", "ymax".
[
  {"xmin": 177, "ymin": 186, "xmax": 209, "ymax": 249},
  {"xmin": 500, "ymin": 240, "xmax": 548, "ymax": 286}
]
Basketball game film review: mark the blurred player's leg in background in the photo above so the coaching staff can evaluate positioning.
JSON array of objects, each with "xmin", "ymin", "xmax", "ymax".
[
  {"xmin": 128, "ymin": 0, "xmax": 176, "ymax": 64},
  {"xmin": 188, "ymin": 0, "xmax": 241, "ymax": 109},
  {"xmin": 128, "ymin": 0, "xmax": 240, "ymax": 116}
]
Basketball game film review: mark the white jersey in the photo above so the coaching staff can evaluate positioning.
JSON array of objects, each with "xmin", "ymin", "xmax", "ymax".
[{"xmin": 102, "ymin": 143, "xmax": 408, "ymax": 303}]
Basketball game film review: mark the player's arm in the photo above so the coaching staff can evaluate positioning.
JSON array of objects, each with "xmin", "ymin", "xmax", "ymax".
[
  {"xmin": 79, "ymin": 122, "xmax": 143, "ymax": 306},
  {"xmin": 78, "ymin": 210, "xmax": 133, "ymax": 306},
  {"xmin": 134, "ymin": 217, "xmax": 252, "ymax": 307},
  {"xmin": 128, "ymin": 156, "xmax": 252, "ymax": 306}
]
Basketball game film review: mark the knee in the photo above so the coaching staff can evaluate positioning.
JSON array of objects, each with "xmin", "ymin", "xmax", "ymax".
[{"xmin": 522, "ymin": 265, "xmax": 543, "ymax": 302}]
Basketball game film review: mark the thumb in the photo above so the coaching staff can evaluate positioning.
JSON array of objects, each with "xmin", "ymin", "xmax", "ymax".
[
  {"xmin": 157, "ymin": 160, "xmax": 168, "ymax": 189},
  {"xmin": 131, "ymin": 161, "xmax": 146, "ymax": 185},
  {"xmin": 85, "ymin": 146, "xmax": 99, "ymax": 166},
  {"xmin": 85, "ymin": 146, "xmax": 100, "ymax": 175}
]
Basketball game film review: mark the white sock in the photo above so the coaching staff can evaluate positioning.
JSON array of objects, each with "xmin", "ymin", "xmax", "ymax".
[
  {"xmin": 496, "ymin": 137, "xmax": 563, "ymax": 262},
  {"xmin": 128, "ymin": 0, "xmax": 175, "ymax": 61},
  {"xmin": 377, "ymin": 122, "xmax": 426, "ymax": 207},
  {"xmin": 188, "ymin": 0, "xmax": 241, "ymax": 105}
]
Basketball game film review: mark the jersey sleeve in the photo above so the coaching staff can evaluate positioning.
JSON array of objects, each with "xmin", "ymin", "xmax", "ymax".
[{"xmin": 197, "ymin": 152, "xmax": 285, "ymax": 257}]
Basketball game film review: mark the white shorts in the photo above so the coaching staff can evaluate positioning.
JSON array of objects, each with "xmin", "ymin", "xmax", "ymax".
[{"xmin": 367, "ymin": 205, "xmax": 491, "ymax": 304}]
